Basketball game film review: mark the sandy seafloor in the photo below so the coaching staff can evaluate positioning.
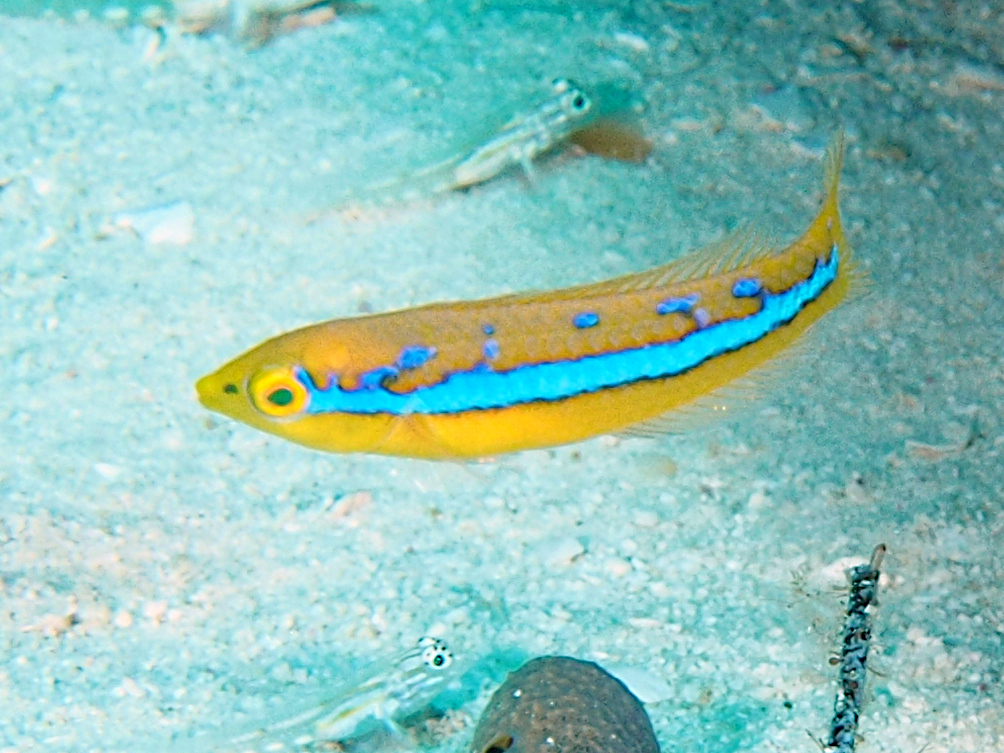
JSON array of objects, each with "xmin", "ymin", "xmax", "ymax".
[{"xmin": 2, "ymin": 0, "xmax": 1004, "ymax": 751}]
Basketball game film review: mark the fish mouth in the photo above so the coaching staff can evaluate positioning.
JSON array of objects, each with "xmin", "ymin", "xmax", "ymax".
[
  {"xmin": 195, "ymin": 370, "xmax": 238, "ymax": 412},
  {"xmin": 195, "ymin": 373, "xmax": 217, "ymax": 411},
  {"xmin": 195, "ymin": 374, "xmax": 213, "ymax": 408}
]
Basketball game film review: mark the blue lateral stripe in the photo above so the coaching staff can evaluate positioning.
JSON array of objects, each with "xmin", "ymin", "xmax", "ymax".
[{"xmin": 303, "ymin": 248, "xmax": 839, "ymax": 416}]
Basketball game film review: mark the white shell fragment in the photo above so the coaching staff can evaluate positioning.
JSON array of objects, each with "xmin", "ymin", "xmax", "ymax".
[
  {"xmin": 112, "ymin": 200, "xmax": 195, "ymax": 245},
  {"xmin": 604, "ymin": 665, "xmax": 673, "ymax": 704},
  {"xmin": 536, "ymin": 536, "xmax": 585, "ymax": 567}
]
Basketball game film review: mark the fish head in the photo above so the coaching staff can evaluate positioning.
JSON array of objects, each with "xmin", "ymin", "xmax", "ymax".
[
  {"xmin": 314, "ymin": 636, "xmax": 458, "ymax": 740},
  {"xmin": 197, "ymin": 324, "xmax": 320, "ymax": 420},
  {"xmin": 549, "ymin": 77, "xmax": 594, "ymax": 127},
  {"xmin": 195, "ymin": 321, "xmax": 384, "ymax": 449},
  {"xmin": 551, "ymin": 78, "xmax": 591, "ymax": 110},
  {"xmin": 387, "ymin": 636, "xmax": 457, "ymax": 701}
]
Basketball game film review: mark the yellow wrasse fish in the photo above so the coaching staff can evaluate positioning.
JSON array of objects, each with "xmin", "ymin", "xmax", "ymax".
[{"xmin": 198, "ymin": 133, "xmax": 858, "ymax": 460}]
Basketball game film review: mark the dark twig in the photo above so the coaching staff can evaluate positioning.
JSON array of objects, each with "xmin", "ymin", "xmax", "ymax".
[{"xmin": 825, "ymin": 543, "xmax": 886, "ymax": 753}]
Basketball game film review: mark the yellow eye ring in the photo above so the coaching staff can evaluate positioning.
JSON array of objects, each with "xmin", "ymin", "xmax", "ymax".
[{"xmin": 249, "ymin": 367, "xmax": 309, "ymax": 418}]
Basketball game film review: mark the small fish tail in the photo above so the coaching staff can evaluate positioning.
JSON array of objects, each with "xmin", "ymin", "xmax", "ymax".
[
  {"xmin": 800, "ymin": 129, "xmax": 857, "ymax": 279},
  {"xmin": 823, "ymin": 129, "xmax": 869, "ymax": 298},
  {"xmin": 824, "ymin": 128, "xmax": 845, "ymax": 208},
  {"xmin": 815, "ymin": 128, "xmax": 847, "ymax": 251}
]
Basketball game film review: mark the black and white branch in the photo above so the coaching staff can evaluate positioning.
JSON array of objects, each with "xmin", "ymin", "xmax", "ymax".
[{"xmin": 825, "ymin": 543, "xmax": 886, "ymax": 753}]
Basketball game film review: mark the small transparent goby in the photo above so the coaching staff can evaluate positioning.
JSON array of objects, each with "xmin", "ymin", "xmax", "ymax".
[{"xmin": 174, "ymin": 636, "xmax": 456, "ymax": 752}]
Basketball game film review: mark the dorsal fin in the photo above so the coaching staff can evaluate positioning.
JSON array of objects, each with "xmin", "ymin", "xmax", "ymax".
[
  {"xmin": 623, "ymin": 225, "xmax": 779, "ymax": 290},
  {"xmin": 495, "ymin": 225, "xmax": 780, "ymax": 306}
]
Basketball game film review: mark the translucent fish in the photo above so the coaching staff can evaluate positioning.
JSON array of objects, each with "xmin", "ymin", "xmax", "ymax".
[
  {"xmin": 311, "ymin": 78, "xmax": 649, "ymax": 222},
  {"xmin": 339, "ymin": 77, "xmax": 598, "ymax": 211},
  {"xmin": 432, "ymin": 77, "xmax": 652, "ymax": 186},
  {"xmin": 176, "ymin": 637, "xmax": 456, "ymax": 753},
  {"xmin": 434, "ymin": 76, "xmax": 596, "ymax": 190}
]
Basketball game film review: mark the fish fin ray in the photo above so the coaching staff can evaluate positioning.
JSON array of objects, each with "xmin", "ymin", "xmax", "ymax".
[
  {"xmin": 824, "ymin": 128, "xmax": 845, "ymax": 203},
  {"xmin": 640, "ymin": 225, "xmax": 781, "ymax": 287},
  {"xmin": 508, "ymin": 132, "xmax": 852, "ymax": 308},
  {"xmin": 615, "ymin": 335, "xmax": 817, "ymax": 438},
  {"xmin": 496, "ymin": 226, "xmax": 781, "ymax": 307}
]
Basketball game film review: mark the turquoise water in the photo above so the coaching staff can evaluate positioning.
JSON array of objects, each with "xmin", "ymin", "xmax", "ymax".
[{"xmin": 1, "ymin": 2, "xmax": 1002, "ymax": 751}]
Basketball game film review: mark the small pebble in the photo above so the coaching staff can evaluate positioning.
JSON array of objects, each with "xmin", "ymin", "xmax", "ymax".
[
  {"xmin": 604, "ymin": 557, "xmax": 632, "ymax": 578},
  {"xmin": 143, "ymin": 601, "xmax": 168, "ymax": 625},
  {"xmin": 93, "ymin": 462, "xmax": 121, "ymax": 480},
  {"xmin": 113, "ymin": 200, "xmax": 195, "ymax": 245},
  {"xmin": 329, "ymin": 491, "xmax": 373, "ymax": 519},
  {"xmin": 612, "ymin": 31, "xmax": 650, "ymax": 53},
  {"xmin": 950, "ymin": 62, "xmax": 1004, "ymax": 92},
  {"xmin": 537, "ymin": 537, "xmax": 584, "ymax": 567},
  {"xmin": 632, "ymin": 510, "xmax": 659, "ymax": 528},
  {"xmin": 747, "ymin": 490, "xmax": 770, "ymax": 510}
]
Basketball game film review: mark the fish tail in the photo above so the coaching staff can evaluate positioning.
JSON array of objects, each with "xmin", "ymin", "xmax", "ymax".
[
  {"xmin": 781, "ymin": 128, "xmax": 865, "ymax": 308},
  {"xmin": 823, "ymin": 128, "xmax": 847, "ymax": 245},
  {"xmin": 799, "ymin": 129, "xmax": 861, "ymax": 284},
  {"xmin": 824, "ymin": 128, "xmax": 845, "ymax": 205},
  {"xmin": 825, "ymin": 129, "xmax": 869, "ymax": 298},
  {"xmin": 811, "ymin": 128, "xmax": 847, "ymax": 251}
]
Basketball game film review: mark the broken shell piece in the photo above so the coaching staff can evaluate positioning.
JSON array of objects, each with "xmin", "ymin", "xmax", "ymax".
[
  {"xmin": 113, "ymin": 200, "xmax": 195, "ymax": 244},
  {"xmin": 603, "ymin": 665, "xmax": 673, "ymax": 704}
]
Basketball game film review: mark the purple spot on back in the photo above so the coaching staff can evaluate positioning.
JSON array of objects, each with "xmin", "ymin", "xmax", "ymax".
[
  {"xmin": 397, "ymin": 345, "xmax": 437, "ymax": 370},
  {"xmin": 359, "ymin": 366, "xmax": 398, "ymax": 390},
  {"xmin": 694, "ymin": 308, "xmax": 711, "ymax": 328},
  {"xmin": 732, "ymin": 278, "xmax": 762, "ymax": 297},
  {"xmin": 656, "ymin": 293, "xmax": 699, "ymax": 315},
  {"xmin": 482, "ymin": 324, "xmax": 495, "ymax": 336},
  {"xmin": 573, "ymin": 312, "xmax": 600, "ymax": 329},
  {"xmin": 483, "ymin": 338, "xmax": 501, "ymax": 360}
]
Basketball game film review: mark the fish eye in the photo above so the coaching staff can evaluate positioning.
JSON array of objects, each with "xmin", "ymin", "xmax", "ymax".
[
  {"xmin": 249, "ymin": 366, "xmax": 309, "ymax": 418},
  {"xmin": 572, "ymin": 92, "xmax": 589, "ymax": 111},
  {"xmin": 418, "ymin": 637, "xmax": 453, "ymax": 670},
  {"xmin": 270, "ymin": 387, "xmax": 293, "ymax": 406},
  {"xmin": 425, "ymin": 646, "xmax": 453, "ymax": 669}
]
